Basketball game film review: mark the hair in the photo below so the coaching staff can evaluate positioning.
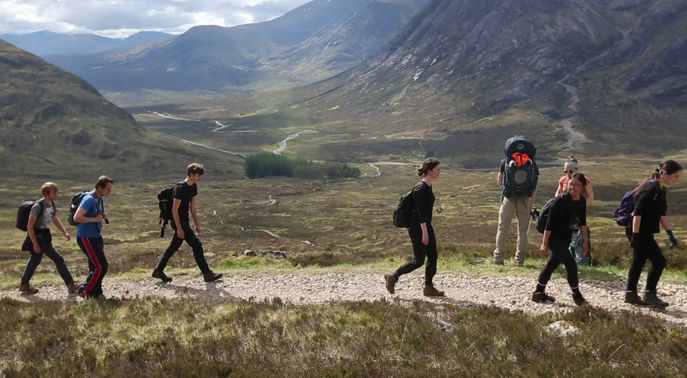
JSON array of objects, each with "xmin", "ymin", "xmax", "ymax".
[
  {"xmin": 567, "ymin": 155, "xmax": 578, "ymax": 163},
  {"xmin": 187, "ymin": 163, "xmax": 206, "ymax": 176},
  {"xmin": 41, "ymin": 182, "xmax": 58, "ymax": 196},
  {"xmin": 95, "ymin": 175, "xmax": 114, "ymax": 189},
  {"xmin": 417, "ymin": 158, "xmax": 440, "ymax": 177},
  {"xmin": 634, "ymin": 160, "xmax": 683, "ymax": 197},
  {"xmin": 570, "ymin": 172, "xmax": 587, "ymax": 186}
]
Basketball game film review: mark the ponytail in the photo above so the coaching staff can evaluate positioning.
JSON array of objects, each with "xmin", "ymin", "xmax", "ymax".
[
  {"xmin": 418, "ymin": 158, "xmax": 440, "ymax": 177},
  {"xmin": 634, "ymin": 160, "xmax": 682, "ymax": 197}
]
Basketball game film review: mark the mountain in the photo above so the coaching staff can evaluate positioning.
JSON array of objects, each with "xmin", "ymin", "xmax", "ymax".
[
  {"xmin": 294, "ymin": 0, "xmax": 687, "ymax": 163},
  {"xmin": 0, "ymin": 40, "xmax": 239, "ymax": 179},
  {"xmin": 46, "ymin": 0, "xmax": 428, "ymax": 91},
  {"xmin": 0, "ymin": 30, "xmax": 172, "ymax": 56}
]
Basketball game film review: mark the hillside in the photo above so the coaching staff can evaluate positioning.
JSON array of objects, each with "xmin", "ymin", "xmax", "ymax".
[
  {"xmin": 0, "ymin": 40, "xmax": 240, "ymax": 179},
  {"xmin": 45, "ymin": 0, "xmax": 428, "ymax": 91}
]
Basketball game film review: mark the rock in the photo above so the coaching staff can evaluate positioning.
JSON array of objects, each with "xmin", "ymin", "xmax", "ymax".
[{"xmin": 545, "ymin": 321, "xmax": 580, "ymax": 337}]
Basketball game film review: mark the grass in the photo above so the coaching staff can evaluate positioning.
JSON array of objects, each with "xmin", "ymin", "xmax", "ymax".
[{"xmin": 1, "ymin": 298, "xmax": 686, "ymax": 377}]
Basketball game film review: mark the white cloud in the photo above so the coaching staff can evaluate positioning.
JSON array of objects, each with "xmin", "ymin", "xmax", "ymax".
[{"xmin": 0, "ymin": 0, "xmax": 312, "ymax": 37}]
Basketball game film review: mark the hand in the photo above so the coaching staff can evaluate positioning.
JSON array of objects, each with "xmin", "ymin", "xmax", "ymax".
[
  {"xmin": 540, "ymin": 243, "xmax": 548, "ymax": 253},
  {"xmin": 667, "ymin": 230, "xmax": 678, "ymax": 248},
  {"xmin": 422, "ymin": 232, "xmax": 429, "ymax": 246},
  {"xmin": 630, "ymin": 233, "xmax": 640, "ymax": 249},
  {"xmin": 32, "ymin": 242, "xmax": 42, "ymax": 254},
  {"xmin": 94, "ymin": 214, "xmax": 105, "ymax": 222},
  {"xmin": 64, "ymin": 232, "xmax": 70, "ymax": 241},
  {"xmin": 583, "ymin": 243, "xmax": 590, "ymax": 257},
  {"xmin": 102, "ymin": 213, "xmax": 110, "ymax": 224},
  {"xmin": 176, "ymin": 229, "xmax": 185, "ymax": 239},
  {"xmin": 194, "ymin": 224, "xmax": 201, "ymax": 237}
]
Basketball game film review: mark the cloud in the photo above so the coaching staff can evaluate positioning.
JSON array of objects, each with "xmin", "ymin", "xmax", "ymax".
[{"xmin": 0, "ymin": 0, "xmax": 312, "ymax": 37}]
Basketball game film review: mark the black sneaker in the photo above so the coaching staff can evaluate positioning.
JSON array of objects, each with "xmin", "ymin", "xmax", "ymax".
[
  {"xmin": 624, "ymin": 291, "xmax": 648, "ymax": 306},
  {"xmin": 572, "ymin": 292, "xmax": 587, "ymax": 307},
  {"xmin": 384, "ymin": 273, "xmax": 397, "ymax": 294},
  {"xmin": 643, "ymin": 291, "xmax": 669, "ymax": 308},
  {"xmin": 532, "ymin": 292, "xmax": 556, "ymax": 303},
  {"xmin": 203, "ymin": 272, "xmax": 223, "ymax": 282},
  {"xmin": 152, "ymin": 269, "xmax": 173, "ymax": 283}
]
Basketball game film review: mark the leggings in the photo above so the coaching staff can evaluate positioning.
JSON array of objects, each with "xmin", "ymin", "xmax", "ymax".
[
  {"xmin": 537, "ymin": 237, "xmax": 579, "ymax": 289},
  {"xmin": 394, "ymin": 223, "xmax": 438, "ymax": 286}
]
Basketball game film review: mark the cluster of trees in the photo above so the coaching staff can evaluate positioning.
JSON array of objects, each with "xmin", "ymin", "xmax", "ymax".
[{"xmin": 244, "ymin": 152, "xmax": 360, "ymax": 179}]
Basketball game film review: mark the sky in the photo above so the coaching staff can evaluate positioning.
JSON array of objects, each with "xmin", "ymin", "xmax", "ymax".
[{"xmin": 0, "ymin": 0, "xmax": 312, "ymax": 37}]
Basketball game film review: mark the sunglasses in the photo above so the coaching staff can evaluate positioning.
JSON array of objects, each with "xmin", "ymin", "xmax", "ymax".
[{"xmin": 564, "ymin": 170, "xmax": 575, "ymax": 174}]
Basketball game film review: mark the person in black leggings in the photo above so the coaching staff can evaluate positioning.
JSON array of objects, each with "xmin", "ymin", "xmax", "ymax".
[
  {"xmin": 532, "ymin": 172, "xmax": 589, "ymax": 306},
  {"xmin": 625, "ymin": 160, "xmax": 682, "ymax": 308},
  {"xmin": 385, "ymin": 158, "xmax": 445, "ymax": 297}
]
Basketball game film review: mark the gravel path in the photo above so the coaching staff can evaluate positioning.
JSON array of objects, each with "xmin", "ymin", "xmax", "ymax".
[{"xmin": 3, "ymin": 271, "xmax": 687, "ymax": 326}]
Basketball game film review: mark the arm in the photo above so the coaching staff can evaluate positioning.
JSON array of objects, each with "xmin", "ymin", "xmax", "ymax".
[
  {"xmin": 660, "ymin": 216, "xmax": 672, "ymax": 231},
  {"xmin": 27, "ymin": 212, "xmax": 41, "ymax": 253},
  {"xmin": 172, "ymin": 198, "xmax": 184, "ymax": 239},
  {"xmin": 53, "ymin": 214, "xmax": 70, "ymax": 241},
  {"xmin": 529, "ymin": 189, "xmax": 537, "ymax": 211},
  {"xmin": 496, "ymin": 172, "xmax": 503, "ymax": 186},
  {"xmin": 191, "ymin": 197, "xmax": 201, "ymax": 235},
  {"xmin": 73, "ymin": 207, "xmax": 103, "ymax": 224},
  {"xmin": 540, "ymin": 230, "xmax": 551, "ymax": 253},
  {"xmin": 581, "ymin": 225, "xmax": 589, "ymax": 256},
  {"xmin": 554, "ymin": 180, "xmax": 563, "ymax": 197},
  {"xmin": 585, "ymin": 181, "xmax": 594, "ymax": 207}
]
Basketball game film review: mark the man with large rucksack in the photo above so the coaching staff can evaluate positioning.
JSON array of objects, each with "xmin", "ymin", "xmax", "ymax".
[
  {"xmin": 493, "ymin": 136, "xmax": 539, "ymax": 266},
  {"xmin": 152, "ymin": 163, "xmax": 223, "ymax": 283}
]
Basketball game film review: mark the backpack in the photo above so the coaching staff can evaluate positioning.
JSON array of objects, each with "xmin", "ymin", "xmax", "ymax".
[
  {"xmin": 16, "ymin": 200, "xmax": 44, "ymax": 231},
  {"xmin": 502, "ymin": 136, "xmax": 538, "ymax": 199},
  {"xmin": 613, "ymin": 180, "xmax": 659, "ymax": 226},
  {"xmin": 157, "ymin": 183, "xmax": 178, "ymax": 237},
  {"xmin": 67, "ymin": 191, "xmax": 93, "ymax": 226},
  {"xmin": 392, "ymin": 189, "xmax": 416, "ymax": 228},
  {"xmin": 535, "ymin": 197, "xmax": 558, "ymax": 234}
]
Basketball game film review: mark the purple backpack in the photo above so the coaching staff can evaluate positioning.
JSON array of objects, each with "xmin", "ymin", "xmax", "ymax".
[{"xmin": 613, "ymin": 180, "xmax": 658, "ymax": 226}]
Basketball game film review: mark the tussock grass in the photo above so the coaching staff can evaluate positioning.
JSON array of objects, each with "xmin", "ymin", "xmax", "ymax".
[{"xmin": 1, "ymin": 298, "xmax": 686, "ymax": 377}]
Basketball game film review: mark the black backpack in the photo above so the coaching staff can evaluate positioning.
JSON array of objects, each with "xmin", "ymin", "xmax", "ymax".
[
  {"xmin": 503, "ymin": 136, "xmax": 538, "ymax": 199},
  {"xmin": 16, "ymin": 200, "xmax": 44, "ymax": 231},
  {"xmin": 157, "ymin": 183, "xmax": 179, "ymax": 237},
  {"xmin": 67, "ymin": 191, "xmax": 93, "ymax": 226},
  {"xmin": 393, "ymin": 189, "xmax": 416, "ymax": 228},
  {"xmin": 535, "ymin": 197, "xmax": 558, "ymax": 234}
]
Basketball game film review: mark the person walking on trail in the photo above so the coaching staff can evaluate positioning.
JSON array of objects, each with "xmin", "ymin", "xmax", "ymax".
[
  {"xmin": 74, "ymin": 175, "xmax": 113, "ymax": 299},
  {"xmin": 152, "ymin": 163, "xmax": 223, "ymax": 283},
  {"xmin": 625, "ymin": 160, "xmax": 682, "ymax": 308},
  {"xmin": 19, "ymin": 182, "xmax": 78, "ymax": 295},
  {"xmin": 555, "ymin": 156, "xmax": 594, "ymax": 265},
  {"xmin": 532, "ymin": 172, "xmax": 589, "ymax": 307},
  {"xmin": 494, "ymin": 136, "xmax": 539, "ymax": 266},
  {"xmin": 385, "ymin": 158, "xmax": 445, "ymax": 297}
]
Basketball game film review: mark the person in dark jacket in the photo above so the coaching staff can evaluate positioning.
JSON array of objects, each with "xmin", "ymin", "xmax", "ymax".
[
  {"xmin": 385, "ymin": 158, "xmax": 445, "ymax": 297},
  {"xmin": 625, "ymin": 160, "xmax": 682, "ymax": 308},
  {"xmin": 532, "ymin": 172, "xmax": 589, "ymax": 307}
]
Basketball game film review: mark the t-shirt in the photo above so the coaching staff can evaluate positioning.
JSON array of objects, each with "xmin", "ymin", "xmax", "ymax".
[
  {"xmin": 413, "ymin": 180, "xmax": 435, "ymax": 224},
  {"xmin": 558, "ymin": 175, "xmax": 593, "ymax": 198},
  {"xmin": 30, "ymin": 199, "xmax": 55, "ymax": 229},
  {"xmin": 634, "ymin": 181, "xmax": 667, "ymax": 235},
  {"xmin": 76, "ymin": 193, "xmax": 104, "ymax": 238},
  {"xmin": 545, "ymin": 192, "xmax": 587, "ymax": 244},
  {"xmin": 173, "ymin": 182, "xmax": 198, "ymax": 222}
]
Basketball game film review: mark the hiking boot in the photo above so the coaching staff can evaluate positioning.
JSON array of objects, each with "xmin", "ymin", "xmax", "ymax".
[
  {"xmin": 384, "ymin": 273, "xmax": 398, "ymax": 294},
  {"xmin": 624, "ymin": 291, "xmax": 648, "ymax": 306},
  {"xmin": 203, "ymin": 271, "xmax": 223, "ymax": 282},
  {"xmin": 572, "ymin": 292, "xmax": 587, "ymax": 307},
  {"xmin": 19, "ymin": 283, "xmax": 38, "ymax": 295},
  {"xmin": 152, "ymin": 269, "xmax": 173, "ymax": 283},
  {"xmin": 67, "ymin": 282, "xmax": 79, "ymax": 295},
  {"xmin": 423, "ymin": 285, "xmax": 445, "ymax": 297},
  {"xmin": 531, "ymin": 292, "xmax": 555, "ymax": 303},
  {"xmin": 643, "ymin": 291, "xmax": 669, "ymax": 308},
  {"xmin": 493, "ymin": 259, "xmax": 504, "ymax": 266}
]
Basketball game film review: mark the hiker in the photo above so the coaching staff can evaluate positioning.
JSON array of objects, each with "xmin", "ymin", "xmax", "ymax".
[
  {"xmin": 494, "ymin": 136, "xmax": 539, "ymax": 266},
  {"xmin": 19, "ymin": 182, "xmax": 78, "ymax": 295},
  {"xmin": 625, "ymin": 160, "xmax": 682, "ymax": 308},
  {"xmin": 384, "ymin": 158, "xmax": 445, "ymax": 297},
  {"xmin": 554, "ymin": 156, "xmax": 594, "ymax": 265},
  {"xmin": 532, "ymin": 172, "xmax": 589, "ymax": 307},
  {"xmin": 73, "ymin": 175, "xmax": 113, "ymax": 299},
  {"xmin": 152, "ymin": 163, "xmax": 223, "ymax": 283}
]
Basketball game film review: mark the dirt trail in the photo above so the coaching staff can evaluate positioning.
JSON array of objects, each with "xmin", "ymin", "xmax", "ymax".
[{"xmin": 3, "ymin": 271, "xmax": 687, "ymax": 327}]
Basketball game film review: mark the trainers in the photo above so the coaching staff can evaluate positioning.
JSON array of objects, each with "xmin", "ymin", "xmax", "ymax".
[
  {"xmin": 531, "ymin": 292, "xmax": 555, "ymax": 303},
  {"xmin": 67, "ymin": 282, "xmax": 79, "ymax": 295},
  {"xmin": 572, "ymin": 292, "xmax": 587, "ymax": 307},
  {"xmin": 19, "ymin": 283, "xmax": 38, "ymax": 295},
  {"xmin": 203, "ymin": 271, "xmax": 223, "ymax": 282},
  {"xmin": 624, "ymin": 291, "xmax": 648, "ymax": 306},
  {"xmin": 152, "ymin": 269, "xmax": 173, "ymax": 283},
  {"xmin": 423, "ymin": 285, "xmax": 445, "ymax": 297},
  {"xmin": 643, "ymin": 291, "xmax": 669, "ymax": 308},
  {"xmin": 384, "ymin": 273, "xmax": 398, "ymax": 294}
]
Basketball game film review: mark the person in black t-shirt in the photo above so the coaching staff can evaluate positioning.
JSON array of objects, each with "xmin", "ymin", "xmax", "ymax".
[
  {"xmin": 625, "ymin": 160, "xmax": 682, "ymax": 308},
  {"xmin": 532, "ymin": 173, "xmax": 589, "ymax": 307},
  {"xmin": 385, "ymin": 158, "xmax": 445, "ymax": 297},
  {"xmin": 152, "ymin": 163, "xmax": 223, "ymax": 283}
]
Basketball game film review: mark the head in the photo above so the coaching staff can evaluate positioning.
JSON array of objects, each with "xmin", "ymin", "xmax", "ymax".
[
  {"xmin": 654, "ymin": 160, "xmax": 682, "ymax": 186},
  {"xmin": 568, "ymin": 172, "xmax": 587, "ymax": 198},
  {"xmin": 41, "ymin": 182, "xmax": 58, "ymax": 201},
  {"xmin": 563, "ymin": 156, "xmax": 578, "ymax": 177},
  {"xmin": 417, "ymin": 158, "xmax": 441, "ymax": 180},
  {"xmin": 187, "ymin": 162, "xmax": 205, "ymax": 183},
  {"xmin": 94, "ymin": 175, "xmax": 114, "ymax": 197}
]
